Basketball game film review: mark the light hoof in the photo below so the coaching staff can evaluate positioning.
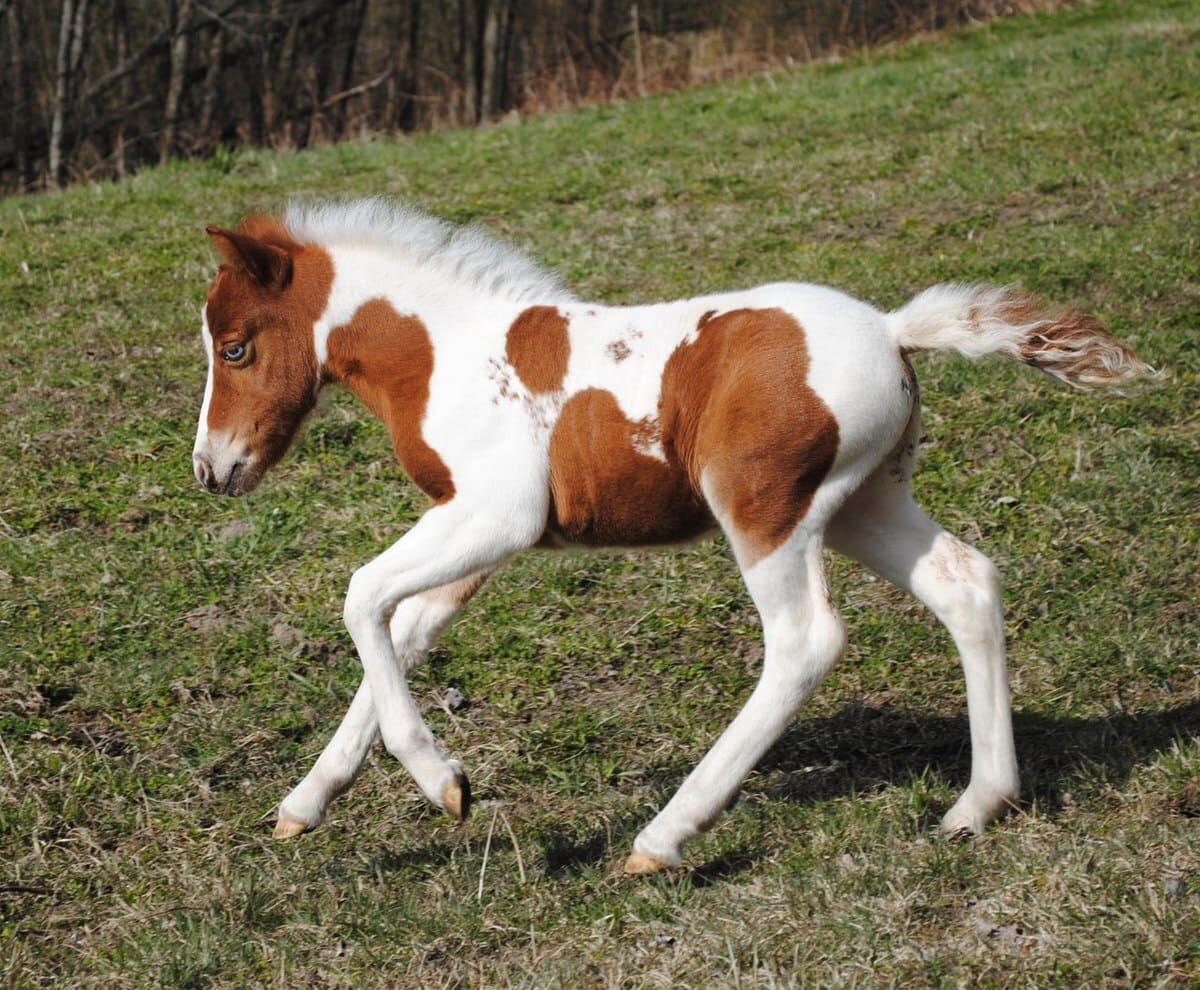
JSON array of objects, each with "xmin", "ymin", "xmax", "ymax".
[
  {"xmin": 623, "ymin": 851, "xmax": 671, "ymax": 876},
  {"xmin": 441, "ymin": 768, "xmax": 471, "ymax": 822},
  {"xmin": 273, "ymin": 817, "xmax": 310, "ymax": 839}
]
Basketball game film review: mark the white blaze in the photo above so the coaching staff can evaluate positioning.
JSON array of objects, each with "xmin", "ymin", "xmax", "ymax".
[{"xmin": 194, "ymin": 303, "xmax": 215, "ymax": 455}]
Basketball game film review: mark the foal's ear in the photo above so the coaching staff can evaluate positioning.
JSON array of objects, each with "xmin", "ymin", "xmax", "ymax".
[{"xmin": 206, "ymin": 226, "xmax": 294, "ymax": 292}]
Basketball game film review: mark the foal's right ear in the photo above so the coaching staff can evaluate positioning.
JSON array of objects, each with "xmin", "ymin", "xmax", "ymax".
[{"xmin": 206, "ymin": 226, "xmax": 294, "ymax": 293}]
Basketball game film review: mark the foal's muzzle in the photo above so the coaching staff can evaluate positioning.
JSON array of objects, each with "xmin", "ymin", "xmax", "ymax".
[{"xmin": 193, "ymin": 452, "xmax": 255, "ymax": 496}]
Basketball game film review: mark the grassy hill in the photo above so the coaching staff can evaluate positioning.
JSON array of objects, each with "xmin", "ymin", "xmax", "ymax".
[{"xmin": 1, "ymin": 0, "xmax": 1197, "ymax": 986}]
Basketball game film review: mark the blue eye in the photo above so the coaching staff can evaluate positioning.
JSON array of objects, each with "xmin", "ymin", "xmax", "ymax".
[{"xmin": 221, "ymin": 343, "xmax": 246, "ymax": 362}]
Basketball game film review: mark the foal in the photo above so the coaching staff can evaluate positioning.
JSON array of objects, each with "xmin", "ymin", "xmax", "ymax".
[{"xmin": 192, "ymin": 199, "xmax": 1150, "ymax": 873}]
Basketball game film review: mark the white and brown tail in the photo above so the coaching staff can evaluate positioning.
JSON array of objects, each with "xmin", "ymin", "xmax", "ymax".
[{"xmin": 887, "ymin": 283, "xmax": 1155, "ymax": 390}]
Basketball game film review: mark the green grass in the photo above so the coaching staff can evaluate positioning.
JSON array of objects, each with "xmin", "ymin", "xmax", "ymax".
[{"xmin": 2, "ymin": 0, "xmax": 1198, "ymax": 986}]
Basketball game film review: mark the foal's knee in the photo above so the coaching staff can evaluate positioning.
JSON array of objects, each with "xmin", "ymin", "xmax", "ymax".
[
  {"xmin": 922, "ymin": 535, "xmax": 1003, "ymax": 632},
  {"xmin": 343, "ymin": 566, "xmax": 385, "ymax": 636},
  {"xmin": 765, "ymin": 602, "xmax": 846, "ymax": 699}
]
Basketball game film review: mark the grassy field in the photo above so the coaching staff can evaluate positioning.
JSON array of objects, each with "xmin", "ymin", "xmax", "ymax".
[{"xmin": 1, "ymin": 0, "xmax": 1197, "ymax": 986}]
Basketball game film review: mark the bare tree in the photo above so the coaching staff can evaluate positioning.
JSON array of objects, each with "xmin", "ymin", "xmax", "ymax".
[
  {"xmin": 160, "ymin": 0, "xmax": 194, "ymax": 162},
  {"xmin": 0, "ymin": 0, "xmax": 1037, "ymax": 195}
]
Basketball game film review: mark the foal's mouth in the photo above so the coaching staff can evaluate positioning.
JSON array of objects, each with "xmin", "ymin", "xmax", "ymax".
[{"xmin": 194, "ymin": 454, "xmax": 261, "ymax": 497}]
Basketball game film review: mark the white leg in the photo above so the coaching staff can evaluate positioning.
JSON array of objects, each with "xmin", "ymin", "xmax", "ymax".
[
  {"xmin": 342, "ymin": 500, "xmax": 540, "ymax": 818},
  {"xmin": 627, "ymin": 535, "xmax": 846, "ymax": 872},
  {"xmin": 275, "ymin": 678, "xmax": 378, "ymax": 836},
  {"xmin": 827, "ymin": 479, "xmax": 1020, "ymax": 836},
  {"xmin": 274, "ymin": 571, "xmax": 492, "ymax": 837}
]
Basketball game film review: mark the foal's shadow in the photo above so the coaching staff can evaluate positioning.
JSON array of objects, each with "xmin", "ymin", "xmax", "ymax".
[{"xmin": 540, "ymin": 699, "xmax": 1200, "ymax": 880}]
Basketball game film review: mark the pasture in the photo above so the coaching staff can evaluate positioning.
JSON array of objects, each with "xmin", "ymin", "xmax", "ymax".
[{"xmin": 1, "ymin": 0, "xmax": 1197, "ymax": 985}]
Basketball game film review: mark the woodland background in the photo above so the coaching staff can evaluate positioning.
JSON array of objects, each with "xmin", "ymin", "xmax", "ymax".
[{"xmin": 1, "ymin": 0, "xmax": 1053, "ymax": 194}]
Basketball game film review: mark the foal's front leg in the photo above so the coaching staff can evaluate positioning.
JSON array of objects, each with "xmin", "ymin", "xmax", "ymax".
[
  {"xmin": 274, "ymin": 571, "xmax": 491, "ymax": 838},
  {"xmin": 337, "ymin": 500, "xmax": 541, "ymax": 819}
]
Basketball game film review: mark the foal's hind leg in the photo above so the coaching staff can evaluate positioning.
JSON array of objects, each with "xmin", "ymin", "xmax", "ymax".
[
  {"xmin": 627, "ymin": 517, "xmax": 848, "ymax": 873},
  {"xmin": 274, "ymin": 571, "xmax": 490, "ymax": 837},
  {"xmin": 827, "ymin": 474, "xmax": 1020, "ymax": 836}
]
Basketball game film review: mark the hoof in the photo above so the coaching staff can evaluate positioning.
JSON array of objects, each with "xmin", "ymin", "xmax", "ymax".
[
  {"xmin": 623, "ymin": 851, "xmax": 671, "ymax": 876},
  {"xmin": 273, "ymin": 817, "xmax": 310, "ymax": 839},
  {"xmin": 441, "ymin": 768, "xmax": 471, "ymax": 822}
]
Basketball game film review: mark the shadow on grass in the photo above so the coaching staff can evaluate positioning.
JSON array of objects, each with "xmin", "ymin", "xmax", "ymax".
[
  {"xmin": 541, "ymin": 698, "xmax": 1199, "ymax": 880},
  {"xmin": 756, "ymin": 698, "xmax": 1200, "ymax": 816}
]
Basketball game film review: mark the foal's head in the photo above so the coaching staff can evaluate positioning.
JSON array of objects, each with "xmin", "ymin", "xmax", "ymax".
[{"xmin": 192, "ymin": 219, "xmax": 333, "ymax": 496}]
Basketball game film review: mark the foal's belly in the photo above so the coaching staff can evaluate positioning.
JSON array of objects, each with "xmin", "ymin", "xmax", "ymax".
[{"xmin": 543, "ymin": 388, "xmax": 714, "ymax": 547}]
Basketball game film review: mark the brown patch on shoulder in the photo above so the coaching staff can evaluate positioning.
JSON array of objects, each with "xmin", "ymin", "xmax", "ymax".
[
  {"xmin": 660, "ymin": 308, "xmax": 839, "ymax": 566},
  {"xmin": 324, "ymin": 299, "xmax": 455, "ymax": 503},
  {"xmin": 506, "ymin": 306, "xmax": 570, "ymax": 393},
  {"xmin": 546, "ymin": 388, "xmax": 712, "ymax": 546}
]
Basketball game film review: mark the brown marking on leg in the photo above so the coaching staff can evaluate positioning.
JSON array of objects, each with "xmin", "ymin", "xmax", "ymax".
[
  {"xmin": 324, "ymin": 300, "xmax": 455, "ymax": 503},
  {"xmin": 427, "ymin": 570, "xmax": 491, "ymax": 609},
  {"xmin": 660, "ymin": 308, "xmax": 840, "ymax": 566},
  {"xmin": 506, "ymin": 306, "xmax": 570, "ymax": 393},
  {"xmin": 547, "ymin": 389, "xmax": 712, "ymax": 546}
]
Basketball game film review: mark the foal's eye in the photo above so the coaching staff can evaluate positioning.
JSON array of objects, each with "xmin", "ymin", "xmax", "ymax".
[{"xmin": 221, "ymin": 343, "xmax": 247, "ymax": 363}]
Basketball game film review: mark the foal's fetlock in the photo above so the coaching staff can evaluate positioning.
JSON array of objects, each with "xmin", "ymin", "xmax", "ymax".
[
  {"xmin": 623, "ymin": 826, "xmax": 685, "ymax": 875},
  {"xmin": 273, "ymin": 785, "xmax": 330, "ymax": 839},
  {"xmin": 273, "ymin": 803, "xmax": 322, "ymax": 839},
  {"xmin": 939, "ymin": 784, "xmax": 1018, "ymax": 839}
]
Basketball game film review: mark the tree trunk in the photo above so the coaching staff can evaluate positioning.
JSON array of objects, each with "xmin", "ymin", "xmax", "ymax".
[
  {"xmin": 160, "ymin": 0, "xmax": 193, "ymax": 162},
  {"xmin": 114, "ymin": 0, "xmax": 131, "ymax": 178},
  {"xmin": 197, "ymin": 23, "xmax": 225, "ymax": 148},
  {"xmin": 398, "ymin": 0, "xmax": 422, "ymax": 131},
  {"xmin": 459, "ymin": 0, "xmax": 479, "ymax": 125},
  {"xmin": 334, "ymin": 0, "xmax": 369, "ymax": 130},
  {"xmin": 49, "ymin": 0, "xmax": 77, "ymax": 188},
  {"xmin": 5, "ymin": 0, "xmax": 31, "ymax": 188},
  {"xmin": 479, "ymin": 0, "xmax": 512, "ymax": 121}
]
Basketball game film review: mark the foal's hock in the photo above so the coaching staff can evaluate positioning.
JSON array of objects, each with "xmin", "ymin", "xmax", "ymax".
[{"xmin": 191, "ymin": 199, "xmax": 1152, "ymax": 873}]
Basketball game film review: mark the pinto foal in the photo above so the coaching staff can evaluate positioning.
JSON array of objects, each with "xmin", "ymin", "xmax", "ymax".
[{"xmin": 192, "ymin": 200, "xmax": 1150, "ymax": 873}]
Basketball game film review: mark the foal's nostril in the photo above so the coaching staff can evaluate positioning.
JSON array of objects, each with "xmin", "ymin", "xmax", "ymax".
[{"xmin": 193, "ymin": 453, "xmax": 217, "ymax": 492}]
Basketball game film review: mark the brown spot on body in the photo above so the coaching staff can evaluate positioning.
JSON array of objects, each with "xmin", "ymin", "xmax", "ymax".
[
  {"xmin": 660, "ymin": 308, "xmax": 840, "ymax": 566},
  {"xmin": 606, "ymin": 339, "xmax": 632, "ymax": 362},
  {"xmin": 546, "ymin": 389, "xmax": 712, "ymax": 546},
  {"xmin": 324, "ymin": 299, "xmax": 455, "ymax": 503},
  {"xmin": 203, "ymin": 218, "xmax": 335, "ymax": 477},
  {"xmin": 506, "ymin": 306, "xmax": 570, "ymax": 393}
]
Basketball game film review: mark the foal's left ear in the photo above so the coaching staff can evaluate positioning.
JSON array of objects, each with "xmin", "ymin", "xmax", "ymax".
[{"xmin": 206, "ymin": 226, "xmax": 294, "ymax": 293}]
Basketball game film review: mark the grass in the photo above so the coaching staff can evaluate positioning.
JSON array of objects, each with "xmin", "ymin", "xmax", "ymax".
[{"xmin": 1, "ymin": 0, "xmax": 1198, "ymax": 986}]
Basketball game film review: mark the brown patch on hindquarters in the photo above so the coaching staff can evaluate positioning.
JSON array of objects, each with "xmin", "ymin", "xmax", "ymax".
[
  {"xmin": 660, "ymin": 308, "xmax": 840, "ymax": 566},
  {"xmin": 506, "ymin": 306, "xmax": 570, "ymax": 393},
  {"xmin": 203, "ymin": 219, "xmax": 335, "ymax": 473},
  {"xmin": 546, "ymin": 389, "xmax": 712, "ymax": 546},
  {"xmin": 324, "ymin": 299, "xmax": 455, "ymax": 503}
]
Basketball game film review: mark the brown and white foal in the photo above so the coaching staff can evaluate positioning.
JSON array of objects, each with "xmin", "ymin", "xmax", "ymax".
[{"xmin": 192, "ymin": 199, "xmax": 1151, "ymax": 873}]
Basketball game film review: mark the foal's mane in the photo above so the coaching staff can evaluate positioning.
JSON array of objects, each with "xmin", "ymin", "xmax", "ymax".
[{"xmin": 281, "ymin": 198, "xmax": 576, "ymax": 304}]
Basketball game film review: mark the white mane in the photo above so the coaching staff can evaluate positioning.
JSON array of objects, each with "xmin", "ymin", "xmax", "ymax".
[{"xmin": 282, "ymin": 197, "xmax": 576, "ymax": 304}]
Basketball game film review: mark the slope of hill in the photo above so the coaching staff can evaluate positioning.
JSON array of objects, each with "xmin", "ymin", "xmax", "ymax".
[{"xmin": 1, "ymin": 0, "xmax": 1196, "ymax": 985}]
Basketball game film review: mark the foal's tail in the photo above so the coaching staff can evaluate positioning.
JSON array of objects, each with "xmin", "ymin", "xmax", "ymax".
[{"xmin": 886, "ymin": 283, "xmax": 1156, "ymax": 390}]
